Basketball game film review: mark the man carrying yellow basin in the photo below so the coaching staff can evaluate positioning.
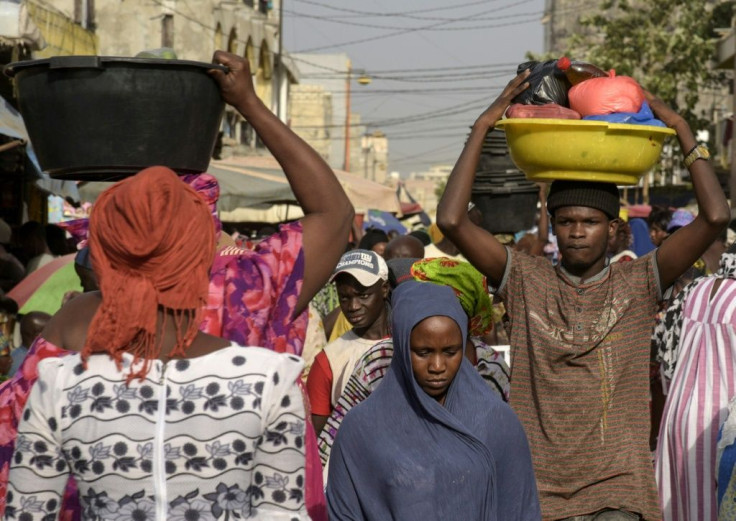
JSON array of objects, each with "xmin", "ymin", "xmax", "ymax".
[{"xmin": 437, "ymin": 70, "xmax": 729, "ymax": 521}]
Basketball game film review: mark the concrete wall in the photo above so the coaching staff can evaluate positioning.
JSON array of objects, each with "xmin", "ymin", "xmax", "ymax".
[
  {"xmin": 359, "ymin": 131, "xmax": 388, "ymax": 183},
  {"xmin": 289, "ymin": 84, "xmax": 332, "ymax": 162},
  {"xmin": 92, "ymin": 0, "xmax": 282, "ymax": 118},
  {"xmin": 292, "ymin": 53, "xmax": 350, "ymax": 170}
]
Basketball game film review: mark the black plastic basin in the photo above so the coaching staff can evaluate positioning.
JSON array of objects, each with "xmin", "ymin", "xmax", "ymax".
[
  {"xmin": 6, "ymin": 56, "xmax": 226, "ymax": 180},
  {"xmin": 471, "ymin": 186, "xmax": 539, "ymax": 234}
]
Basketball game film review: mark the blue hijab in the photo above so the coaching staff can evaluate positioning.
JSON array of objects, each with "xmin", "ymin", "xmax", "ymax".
[
  {"xmin": 326, "ymin": 281, "xmax": 540, "ymax": 521},
  {"xmin": 629, "ymin": 217, "xmax": 655, "ymax": 257}
]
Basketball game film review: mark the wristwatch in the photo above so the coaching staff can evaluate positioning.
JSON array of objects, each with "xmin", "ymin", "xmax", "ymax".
[{"xmin": 683, "ymin": 145, "xmax": 710, "ymax": 168}]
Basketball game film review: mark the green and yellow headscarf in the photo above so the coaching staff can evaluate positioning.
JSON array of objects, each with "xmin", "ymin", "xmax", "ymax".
[{"xmin": 410, "ymin": 257, "xmax": 493, "ymax": 336}]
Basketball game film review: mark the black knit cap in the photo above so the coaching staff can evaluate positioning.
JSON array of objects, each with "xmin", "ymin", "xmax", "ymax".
[
  {"xmin": 387, "ymin": 257, "xmax": 420, "ymax": 289},
  {"xmin": 546, "ymin": 180, "xmax": 620, "ymax": 220}
]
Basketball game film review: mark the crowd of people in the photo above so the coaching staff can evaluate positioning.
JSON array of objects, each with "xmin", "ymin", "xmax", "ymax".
[{"xmin": 0, "ymin": 52, "xmax": 733, "ymax": 521}]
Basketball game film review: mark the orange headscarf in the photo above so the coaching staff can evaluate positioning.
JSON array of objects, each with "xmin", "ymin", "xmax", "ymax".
[{"xmin": 82, "ymin": 166, "xmax": 216, "ymax": 380}]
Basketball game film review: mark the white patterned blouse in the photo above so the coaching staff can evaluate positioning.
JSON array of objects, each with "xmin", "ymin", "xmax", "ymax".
[{"xmin": 6, "ymin": 344, "xmax": 309, "ymax": 521}]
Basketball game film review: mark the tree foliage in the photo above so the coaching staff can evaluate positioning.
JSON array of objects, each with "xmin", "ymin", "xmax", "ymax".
[
  {"xmin": 568, "ymin": 0, "xmax": 732, "ymax": 132},
  {"xmin": 434, "ymin": 178, "xmax": 447, "ymax": 200}
]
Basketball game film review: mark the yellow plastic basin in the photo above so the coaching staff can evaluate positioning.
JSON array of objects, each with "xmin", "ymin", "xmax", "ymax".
[{"xmin": 495, "ymin": 118, "xmax": 676, "ymax": 186}]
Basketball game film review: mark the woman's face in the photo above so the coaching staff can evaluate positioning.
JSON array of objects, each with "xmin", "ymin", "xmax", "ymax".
[
  {"xmin": 409, "ymin": 316, "xmax": 464, "ymax": 405},
  {"xmin": 649, "ymin": 224, "xmax": 668, "ymax": 247}
]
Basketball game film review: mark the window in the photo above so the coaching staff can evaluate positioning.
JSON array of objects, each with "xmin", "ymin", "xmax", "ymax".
[
  {"xmin": 214, "ymin": 23, "xmax": 223, "ymax": 50},
  {"xmin": 162, "ymin": 14, "xmax": 174, "ymax": 48},
  {"xmin": 228, "ymin": 28, "xmax": 238, "ymax": 54},
  {"xmin": 74, "ymin": 0, "xmax": 95, "ymax": 29}
]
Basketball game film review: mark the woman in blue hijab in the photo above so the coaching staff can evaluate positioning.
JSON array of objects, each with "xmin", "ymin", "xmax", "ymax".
[{"xmin": 326, "ymin": 281, "xmax": 540, "ymax": 520}]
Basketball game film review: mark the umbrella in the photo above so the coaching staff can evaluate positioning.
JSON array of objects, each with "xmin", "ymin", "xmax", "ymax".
[
  {"xmin": 77, "ymin": 156, "xmax": 402, "ymax": 220},
  {"xmin": 363, "ymin": 209, "xmax": 407, "ymax": 234},
  {"xmin": 6, "ymin": 254, "xmax": 81, "ymax": 315}
]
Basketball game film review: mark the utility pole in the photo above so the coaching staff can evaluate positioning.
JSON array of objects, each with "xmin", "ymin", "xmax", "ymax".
[{"xmin": 344, "ymin": 59, "xmax": 352, "ymax": 172}]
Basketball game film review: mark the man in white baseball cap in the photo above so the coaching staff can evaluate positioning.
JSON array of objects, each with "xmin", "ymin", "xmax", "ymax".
[{"xmin": 307, "ymin": 249, "xmax": 390, "ymax": 435}]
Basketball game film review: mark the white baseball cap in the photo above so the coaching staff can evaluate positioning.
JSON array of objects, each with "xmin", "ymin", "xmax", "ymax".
[{"xmin": 329, "ymin": 249, "xmax": 389, "ymax": 287}]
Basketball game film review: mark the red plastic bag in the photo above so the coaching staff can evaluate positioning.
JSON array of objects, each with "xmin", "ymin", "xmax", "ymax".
[
  {"xmin": 568, "ymin": 72, "xmax": 644, "ymax": 116},
  {"xmin": 506, "ymin": 103, "xmax": 581, "ymax": 120}
]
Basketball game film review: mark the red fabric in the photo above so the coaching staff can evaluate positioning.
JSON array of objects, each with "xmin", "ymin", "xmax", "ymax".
[
  {"xmin": 506, "ymin": 103, "xmax": 581, "ymax": 120},
  {"xmin": 306, "ymin": 350, "xmax": 334, "ymax": 416},
  {"xmin": 568, "ymin": 74, "xmax": 645, "ymax": 116},
  {"xmin": 627, "ymin": 204, "xmax": 652, "ymax": 219},
  {"xmin": 296, "ymin": 378, "xmax": 328, "ymax": 521},
  {"xmin": 84, "ymin": 167, "xmax": 216, "ymax": 380}
]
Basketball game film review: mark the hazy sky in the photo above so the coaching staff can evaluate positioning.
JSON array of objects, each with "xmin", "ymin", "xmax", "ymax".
[{"xmin": 283, "ymin": 0, "xmax": 546, "ymax": 176}]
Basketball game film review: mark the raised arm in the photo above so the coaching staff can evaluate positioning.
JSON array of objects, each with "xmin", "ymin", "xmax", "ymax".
[
  {"xmin": 209, "ymin": 51, "xmax": 354, "ymax": 316},
  {"xmin": 648, "ymin": 93, "xmax": 730, "ymax": 289},
  {"xmin": 437, "ymin": 71, "xmax": 529, "ymax": 286}
]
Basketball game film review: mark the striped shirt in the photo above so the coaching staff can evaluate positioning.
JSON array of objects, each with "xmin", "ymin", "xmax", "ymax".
[
  {"xmin": 499, "ymin": 249, "xmax": 663, "ymax": 520},
  {"xmin": 655, "ymin": 276, "xmax": 736, "ymax": 521}
]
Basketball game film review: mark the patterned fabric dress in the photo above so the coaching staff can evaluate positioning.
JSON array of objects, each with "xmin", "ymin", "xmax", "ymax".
[
  {"xmin": 203, "ymin": 221, "xmax": 307, "ymax": 356},
  {"xmin": 654, "ymin": 253, "xmax": 736, "ymax": 521},
  {"xmin": 6, "ymin": 345, "xmax": 309, "ymax": 520},
  {"xmin": 0, "ymin": 221, "xmax": 325, "ymax": 520}
]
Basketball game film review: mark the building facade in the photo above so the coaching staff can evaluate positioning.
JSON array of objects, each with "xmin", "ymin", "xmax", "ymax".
[
  {"xmin": 291, "ymin": 52, "xmax": 351, "ymax": 171},
  {"xmin": 289, "ymin": 83, "xmax": 332, "ymax": 162},
  {"xmin": 90, "ymin": 0, "xmax": 297, "ymax": 153},
  {"xmin": 360, "ymin": 131, "xmax": 388, "ymax": 184},
  {"xmin": 403, "ymin": 164, "xmax": 453, "ymax": 219}
]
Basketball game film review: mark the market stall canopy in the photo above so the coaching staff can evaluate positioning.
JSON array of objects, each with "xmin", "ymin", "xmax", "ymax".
[
  {"xmin": 78, "ymin": 155, "xmax": 402, "ymax": 218},
  {"xmin": 363, "ymin": 209, "xmax": 407, "ymax": 234},
  {"xmin": 6, "ymin": 253, "xmax": 80, "ymax": 315},
  {"xmin": 211, "ymin": 156, "xmax": 401, "ymax": 214},
  {"xmin": 0, "ymin": 96, "xmax": 79, "ymax": 199}
]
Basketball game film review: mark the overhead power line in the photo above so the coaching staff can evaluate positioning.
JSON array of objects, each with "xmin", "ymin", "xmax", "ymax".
[
  {"xmin": 301, "ymin": 70, "xmax": 514, "ymax": 84},
  {"xmin": 300, "ymin": 85, "xmax": 508, "ymax": 95},
  {"xmin": 291, "ymin": 0, "xmax": 497, "ymax": 18},
  {"xmin": 389, "ymin": 141, "xmax": 461, "ymax": 163},
  {"xmin": 295, "ymin": 0, "xmax": 538, "ymax": 53},
  {"xmin": 292, "ymin": 93, "xmax": 500, "ymax": 130},
  {"xmin": 283, "ymin": 1, "xmax": 542, "ymax": 31},
  {"xmin": 327, "ymin": 62, "xmax": 519, "ymax": 75}
]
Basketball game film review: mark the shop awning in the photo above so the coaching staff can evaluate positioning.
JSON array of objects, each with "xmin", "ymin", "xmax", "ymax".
[
  {"xmin": 211, "ymin": 156, "xmax": 401, "ymax": 214},
  {"xmin": 0, "ymin": 95, "xmax": 79, "ymax": 199},
  {"xmin": 78, "ymin": 155, "xmax": 402, "ymax": 222}
]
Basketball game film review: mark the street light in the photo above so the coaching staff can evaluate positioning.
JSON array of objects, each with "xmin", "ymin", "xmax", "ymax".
[{"xmin": 344, "ymin": 63, "xmax": 371, "ymax": 172}]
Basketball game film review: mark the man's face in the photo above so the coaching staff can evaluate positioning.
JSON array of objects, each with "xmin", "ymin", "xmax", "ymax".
[
  {"xmin": 335, "ymin": 275, "xmax": 388, "ymax": 330},
  {"xmin": 553, "ymin": 206, "xmax": 616, "ymax": 278}
]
